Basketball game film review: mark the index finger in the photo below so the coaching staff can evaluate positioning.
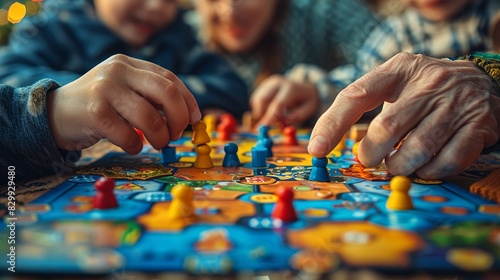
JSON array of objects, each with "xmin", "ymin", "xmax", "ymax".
[{"xmin": 307, "ymin": 53, "xmax": 413, "ymax": 157}]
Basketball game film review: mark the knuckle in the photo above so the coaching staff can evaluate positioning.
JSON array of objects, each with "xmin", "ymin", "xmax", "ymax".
[
  {"xmin": 149, "ymin": 113, "xmax": 166, "ymax": 133},
  {"xmin": 163, "ymin": 80, "xmax": 180, "ymax": 99},
  {"xmin": 104, "ymin": 58, "xmax": 128, "ymax": 73},
  {"xmin": 370, "ymin": 115, "xmax": 401, "ymax": 139},
  {"xmin": 161, "ymin": 68, "xmax": 176, "ymax": 80}
]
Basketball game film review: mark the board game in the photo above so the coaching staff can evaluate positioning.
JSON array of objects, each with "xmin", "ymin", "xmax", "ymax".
[{"xmin": 3, "ymin": 125, "xmax": 500, "ymax": 276}]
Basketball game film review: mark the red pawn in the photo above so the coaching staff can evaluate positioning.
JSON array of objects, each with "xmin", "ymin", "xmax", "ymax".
[
  {"xmin": 93, "ymin": 177, "xmax": 118, "ymax": 209},
  {"xmin": 271, "ymin": 186, "xmax": 297, "ymax": 222},
  {"xmin": 283, "ymin": 126, "xmax": 298, "ymax": 146},
  {"xmin": 220, "ymin": 113, "xmax": 237, "ymax": 134},
  {"xmin": 217, "ymin": 121, "xmax": 232, "ymax": 141}
]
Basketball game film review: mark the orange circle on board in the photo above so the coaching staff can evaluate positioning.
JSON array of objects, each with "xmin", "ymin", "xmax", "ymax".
[
  {"xmin": 421, "ymin": 195, "xmax": 448, "ymax": 203},
  {"xmin": 441, "ymin": 206, "xmax": 469, "ymax": 215}
]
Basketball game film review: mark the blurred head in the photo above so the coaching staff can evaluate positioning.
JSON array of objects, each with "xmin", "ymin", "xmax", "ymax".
[
  {"xmin": 403, "ymin": 0, "xmax": 473, "ymax": 22},
  {"xmin": 195, "ymin": 0, "xmax": 287, "ymax": 54},
  {"xmin": 93, "ymin": 0, "xmax": 178, "ymax": 48}
]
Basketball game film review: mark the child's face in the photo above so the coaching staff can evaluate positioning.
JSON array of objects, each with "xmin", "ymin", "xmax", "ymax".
[
  {"xmin": 94, "ymin": 0, "xmax": 177, "ymax": 47},
  {"xmin": 404, "ymin": 0, "xmax": 473, "ymax": 22},
  {"xmin": 196, "ymin": 0, "xmax": 280, "ymax": 53}
]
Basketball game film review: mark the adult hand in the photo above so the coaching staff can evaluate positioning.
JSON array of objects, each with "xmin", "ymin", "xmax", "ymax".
[
  {"xmin": 308, "ymin": 53, "xmax": 500, "ymax": 179},
  {"xmin": 250, "ymin": 75, "xmax": 319, "ymax": 127},
  {"xmin": 47, "ymin": 54, "xmax": 201, "ymax": 154}
]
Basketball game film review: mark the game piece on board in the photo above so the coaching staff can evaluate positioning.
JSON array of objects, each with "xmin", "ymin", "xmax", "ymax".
[
  {"xmin": 251, "ymin": 146, "xmax": 267, "ymax": 168},
  {"xmin": 194, "ymin": 144, "xmax": 214, "ymax": 168},
  {"xmin": 203, "ymin": 114, "xmax": 217, "ymax": 135},
  {"xmin": 220, "ymin": 113, "xmax": 237, "ymax": 134},
  {"xmin": 93, "ymin": 177, "xmax": 118, "ymax": 209},
  {"xmin": 283, "ymin": 126, "xmax": 298, "ymax": 146},
  {"xmin": 192, "ymin": 121, "xmax": 211, "ymax": 145},
  {"xmin": 242, "ymin": 111, "xmax": 254, "ymax": 132},
  {"xmin": 333, "ymin": 134, "xmax": 346, "ymax": 152},
  {"xmin": 165, "ymin": 184, "xmax": 196, "ymax": 223},
  {"xmin": 386, "ymin": 176, "xmax": 413, "ymax": 210},
  {"xmin": 223, "ymin": 143, "xmax": 241, "ymax": 167},
  {"xmin": 217, "ymin": 121, "xmax": 232, "ymax": 141},
  {"xmin": 257, "ymin": 125, "xmax": 271, "ymax": 142},
  {"xmin": 271, "ymin": 186, "xmax": 297, "ymax": 222},
  {"xmin": 260, "ymin": 138, "xmax": 273, "ymax": 157},
  {"xmin": 352, "ymin": 141, "xmax": 360, "ymax": 161},
  {"xmin": 161, "ymin": 145, "xmax": 176, "ymax": 164},
  {"xmin": 349, "ymin": 123, "xmax": 368, "ymax": 142},
  {"xmin": 308, "ymin": 157, "xmax": 330, "ymax": 182}
]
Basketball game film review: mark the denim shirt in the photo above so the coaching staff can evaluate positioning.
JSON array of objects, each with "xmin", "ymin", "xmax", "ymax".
[
  {"xmin": 0, "ymin": 0, "xmax": 248, "ymax": 117},
  {"xmin": 0, "ymin": 79, "xmax": 79, "ymax": 185}
]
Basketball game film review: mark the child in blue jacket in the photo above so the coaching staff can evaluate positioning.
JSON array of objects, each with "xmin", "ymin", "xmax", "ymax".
[
  {"xmin": 1, "ymin": 55, "xmax": 201, "ymax": 184},
  {"xmin": 0, "ymin": 0, "xmax": 248, "ymax": 118}
]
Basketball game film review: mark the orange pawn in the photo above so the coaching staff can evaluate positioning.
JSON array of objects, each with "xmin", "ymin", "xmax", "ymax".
[{"xmin": 194, "ymin": 144, "xmax": 214, "ymax": 168}]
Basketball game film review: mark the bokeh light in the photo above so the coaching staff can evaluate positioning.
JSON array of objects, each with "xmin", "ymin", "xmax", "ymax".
[
  {"xmin": 25, "ymin": 1, "xmax": 41, "ymax": 15},
  {"xmin": 8, "ymin": 2, "xmax": 27, "ymax": 24},
  {"xmin": 0, "ymin": 9, "xmax": 8, "ymax": 26}
]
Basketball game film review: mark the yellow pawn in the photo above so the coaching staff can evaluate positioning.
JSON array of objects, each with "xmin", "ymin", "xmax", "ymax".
[
  {"xmin": 165, "ymin": 184, "xmax": 196, "ymax": 225},
  {"xmin": 194, "ymin": 144, "xmax": 214, "ymax": 168},
  {"xmin": 203, "ymin": 115, "xmax": 217, "ymax": 135},
  {"xmin": 352, "ymin": 141, "xmax": 360, "ymax": 157},
  {"xmin": 386, "ymin": 176, "xmax": 413, "ymax": 210},
  {"xmin": 333, "ymin": 134, "xmax": 346, "ymax": 152},
  {"xmin": 192, "ymin": 121, "xmax": 211, "ymax": 145}
]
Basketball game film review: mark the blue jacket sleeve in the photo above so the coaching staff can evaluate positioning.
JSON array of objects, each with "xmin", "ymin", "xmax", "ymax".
[
  {"xmin": 178, "ymin": 46, "xmax": 249, "ymax": 119},
  {"xmin": 0, "ymin": 79, "xmax": 81, "ymax": 185}
]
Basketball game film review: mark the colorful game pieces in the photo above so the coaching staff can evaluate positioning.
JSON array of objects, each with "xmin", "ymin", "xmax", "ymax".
[
  {"xmin": 386, "ymin": 176, "xmax": 413, "ymax": 210},
  {"xmin": 283, "ymin": 126, "xmax": 298, "ymax": 146},
  {"xmin": 195, "ymin": 144, "xmax": 214, "ymax": 168},
  {"xmin": 223, "ymin": 143, "xmax": 241, "ymax": 167},
  {"xmin": 166, "ymin": 184, "xmax": 196, "ymax": 224},
  {"xmin": 93, "ymin": 177, "xmax": 118, "ymax": 209},
  {"xmin": 161, "ymin": 145, "xmax": 176, "ymax": 164},
  {"xmin": 251, "ymin": 146, "xmax": 267, "ymax": 168},
  {"xmin": 192, "ymin": 121, "xmax": 211, "ymax": 145},
  {"xmin": 308, "ymin": 157, "xmax": 330, "ymax": 182},
  {"xmin": 271, "ymin": 186, "xmax": 297, "ymax": 223}
]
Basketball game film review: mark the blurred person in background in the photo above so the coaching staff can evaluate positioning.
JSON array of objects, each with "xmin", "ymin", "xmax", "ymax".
[{"xmin": 192, "ymin": 0, "xmax": 379, "ymax": 126}]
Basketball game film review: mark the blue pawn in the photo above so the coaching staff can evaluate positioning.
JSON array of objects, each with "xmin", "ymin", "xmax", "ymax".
[
  {"xmin": 223, "ymin": 143, "xmax": 241, "ymax": 167},
  {"xmin": 260, "ymin": 138, "xmax": 273, "ymax": 157},
  {"xmin": 308, "ymin": 157, "xmax": 330, "ymax": 182},
  {"xmin": 257, "ymin": 125, "xmax": 271, "ymax": 142},
  {"xmin": 251, "ymin": 146, "xmax": 267, "ymax": 168},
  {"xmin": 162, "ymin": 145, "xmax": 176, "ymax": 164}
]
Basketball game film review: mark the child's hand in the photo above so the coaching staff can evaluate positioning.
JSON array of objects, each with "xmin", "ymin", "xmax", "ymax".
[
  {"xmin": 250, "ymin": 75, "xmax": 319, "ymax": 127},
  {"xmin": 47, "ymin": 54, "xmax": 201, "ymax": 154}
]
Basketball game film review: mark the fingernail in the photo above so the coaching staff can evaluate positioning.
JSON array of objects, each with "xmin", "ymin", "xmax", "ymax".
[
  {"xmin": 308, "ymin": 135, "xmax": 329, "ymax": 156},
  {"xmin": 192, "ymin": 110, "xmax": 202, "ymax": 124}
]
